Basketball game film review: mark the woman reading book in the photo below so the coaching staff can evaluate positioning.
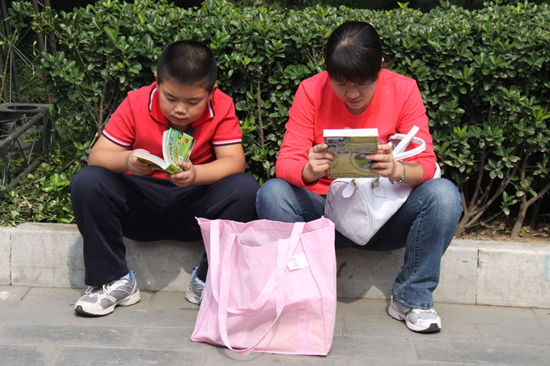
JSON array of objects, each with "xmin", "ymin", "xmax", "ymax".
[{"xmin": 256, "ymin": 22, "xmax": 463, "ymax": 333}]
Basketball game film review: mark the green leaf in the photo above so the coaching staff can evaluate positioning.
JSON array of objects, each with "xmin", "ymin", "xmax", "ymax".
[{"xmin": 104, "ymin": 26, "xmax": 119, "ymax": 43}]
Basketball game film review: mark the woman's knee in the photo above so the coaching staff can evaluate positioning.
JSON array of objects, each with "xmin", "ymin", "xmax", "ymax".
[
  {"xmin": 414, "ymin": 178, "xmax": 463, "ymax": 221},
  {"xmin": 256, "ymin": 178, "xmax": 295, "ymax": 219}
]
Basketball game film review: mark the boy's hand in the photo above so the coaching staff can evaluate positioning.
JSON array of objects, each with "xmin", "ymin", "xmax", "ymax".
[
  {"xmin": 127, "ymin": 150, "xmax": 155, "ymax": 176},
  {"xmin": 302, "ymin": 143, "xmax": 334, "ymax": 184},
  {"xmin": 167, "ymin": 161, "xmax": 196, "ymax": 187}
]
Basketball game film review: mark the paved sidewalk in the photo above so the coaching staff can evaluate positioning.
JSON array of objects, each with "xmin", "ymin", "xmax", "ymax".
[{"xmin": 1, "ymin": 286, "xmax": 549, "ymax": 365}]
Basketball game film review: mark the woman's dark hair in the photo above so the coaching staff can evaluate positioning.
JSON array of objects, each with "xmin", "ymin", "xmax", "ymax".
[
  {"xmin": 325, "ymin": 22, "xmax": 383, "ymax": 83},
  {"xmin": 157, "ymin": 40, "xmax": 218, "ymax": 92}
]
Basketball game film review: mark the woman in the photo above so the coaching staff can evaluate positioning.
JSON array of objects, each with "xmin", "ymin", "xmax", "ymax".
[{"xmin": 256, "ymin": 22, "xmax": 463, "ymax": 333}]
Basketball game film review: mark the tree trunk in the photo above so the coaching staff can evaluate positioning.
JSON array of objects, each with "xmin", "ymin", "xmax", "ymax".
[{"xmin": 511, "ymin": 199, "xmax": 528, "ymax": 239}]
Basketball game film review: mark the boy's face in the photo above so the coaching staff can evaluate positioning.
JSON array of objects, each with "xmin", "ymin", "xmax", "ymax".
[{"xmin": 155, "ymin": 73, "xmax": 217, "ymax": 130}]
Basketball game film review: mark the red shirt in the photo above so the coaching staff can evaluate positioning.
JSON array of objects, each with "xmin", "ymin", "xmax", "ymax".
[
  {"xmin": 103, "ymin": 82, "xmax": 242, "ymax": 179},
  {"xmin": 276, "ymin": 69, "xmax": 437, "ymax": 195}
]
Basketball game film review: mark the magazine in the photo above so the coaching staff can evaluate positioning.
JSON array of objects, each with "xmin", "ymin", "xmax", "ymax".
[
  {"xmin": 134, "ymin": 128, "xmax": 195, "ymax": 174},
  {"xmin": 324, "ymin": 128, "xmax": 379, "ymax": 178}
]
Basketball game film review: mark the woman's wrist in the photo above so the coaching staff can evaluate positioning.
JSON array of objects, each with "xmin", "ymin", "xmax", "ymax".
[
  {"xmin": 389, "ymin": 161, "xmax": 406, "ymax": 185},
  {"xmin": 302, "ymin": 163, "xmax": 320, "ymax": 184}
]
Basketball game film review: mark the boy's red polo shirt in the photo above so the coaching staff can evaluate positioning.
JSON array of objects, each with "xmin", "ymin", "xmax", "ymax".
[{"xmin": 103, "ymin": 82, "xmax": 242, "ymax": 179}]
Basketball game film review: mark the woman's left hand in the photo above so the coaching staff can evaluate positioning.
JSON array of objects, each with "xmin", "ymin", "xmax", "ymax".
[{"xmin": 366, "ymin": 144, "xmax": 401, "ymax": 181}]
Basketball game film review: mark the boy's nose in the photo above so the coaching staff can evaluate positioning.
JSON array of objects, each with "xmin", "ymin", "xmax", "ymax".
[{"xmin": 175, "ymin": 104, "xmax": 187, "ymax": 114}]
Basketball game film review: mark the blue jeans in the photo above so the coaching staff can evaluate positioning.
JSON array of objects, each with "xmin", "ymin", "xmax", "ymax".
[{"xmin": 256, "ymin": 178, "xmax": 463, "ymax": 309}]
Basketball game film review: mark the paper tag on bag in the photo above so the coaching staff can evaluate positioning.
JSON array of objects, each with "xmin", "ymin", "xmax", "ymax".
[{"xmin": 288, "ymin": 253, "xmax": 309, "ymax": 271}]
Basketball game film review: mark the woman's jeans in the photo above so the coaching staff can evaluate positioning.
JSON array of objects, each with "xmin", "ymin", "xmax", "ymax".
[{"xmin": 256, "ymin": 177, "xmax": 463, "ymax": 309}]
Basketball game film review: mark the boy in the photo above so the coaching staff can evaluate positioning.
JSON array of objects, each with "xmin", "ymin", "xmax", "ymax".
[{"xmin": 69, "ymin": 40, "xmax": 259, "ymax": 316}]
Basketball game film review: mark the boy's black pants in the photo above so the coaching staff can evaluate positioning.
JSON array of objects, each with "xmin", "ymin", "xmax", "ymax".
[{"xmin": 69, "ymin": 166, "xmax": 259, "ymax": 286}]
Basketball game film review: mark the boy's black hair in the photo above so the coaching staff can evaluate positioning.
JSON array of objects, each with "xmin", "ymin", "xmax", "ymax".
[
  {"xmin": 157, "ymin": 40, "xmax": 218, "ymax": 92},
  {"xmin": 325, "ymin": 22, "xmax": 383, "ymax": 83}
]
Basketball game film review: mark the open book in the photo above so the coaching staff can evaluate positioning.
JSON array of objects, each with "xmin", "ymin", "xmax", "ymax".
[
  {"xmin": 134, "ymin": 128, "xmax": 195, "ymax": 174},
  {"xmin": 324, "ymin": 128, "xmax": 379, "ymax": 178}
]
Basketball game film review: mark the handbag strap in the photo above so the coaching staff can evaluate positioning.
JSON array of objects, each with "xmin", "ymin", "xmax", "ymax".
[
  {"xmin": 217, "ymin": 222, "xmax": 306, "ymax": 355},
  {"xmin": 388, "ymin": 125, "xmax": 426, "ymax": 161}
]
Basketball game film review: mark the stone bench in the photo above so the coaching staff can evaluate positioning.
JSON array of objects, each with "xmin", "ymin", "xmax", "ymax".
[{"xmin": 2, "ymin": 222, "xmax": 549, "ymax": 308}]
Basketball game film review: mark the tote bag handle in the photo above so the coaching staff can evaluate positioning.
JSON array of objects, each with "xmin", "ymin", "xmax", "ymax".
[
  {"xmin": 208, "ymin": 221, "xmax": 279, "ymax": 313},
  {"xmin": 216, "ymin": 222, "xmax": 306, "ymax": 355}
]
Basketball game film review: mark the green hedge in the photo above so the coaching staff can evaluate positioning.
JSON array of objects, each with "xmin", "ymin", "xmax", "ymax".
[{"xmin": 15, "ymin": 0, "xmax": 550, "ymax": 236}]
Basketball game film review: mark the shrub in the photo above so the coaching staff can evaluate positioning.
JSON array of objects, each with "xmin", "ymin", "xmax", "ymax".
[{"xmin": 5, "ymin": 0, "xmax": 550, "ymax": 238}]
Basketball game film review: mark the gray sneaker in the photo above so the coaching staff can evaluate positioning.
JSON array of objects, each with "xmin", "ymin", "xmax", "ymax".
[
  {"xmin": 74, "ymin": 270, "xmax": 141, "ymax": 316},
  {"xmin": 387, "ymin": 295, "xmax": 441, "ymax": 333},
  {"xmin": 185, "ymin": 266, "xmax": 205, "ymax": 305}
]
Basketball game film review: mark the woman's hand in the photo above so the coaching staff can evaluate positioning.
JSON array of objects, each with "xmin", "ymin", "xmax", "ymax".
[
  {"xmin": 366, "ymin": 144, "xmax": 401, "ymax": 180},
  {"xmin": 302, "ymin": 143, "xmax": 335, "ymax": 184},
  {"xmin": 367, "ymin": 144, "xmax": 423, "ymax": 186}
]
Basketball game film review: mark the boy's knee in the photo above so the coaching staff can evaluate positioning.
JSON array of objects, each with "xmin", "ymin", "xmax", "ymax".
[
  {"xmin": 229, "ymin": 173, "xmax": 260, "ymax": 199},
  {"xmin": 70, "ymin": 166, "xmax": 109, "ymax": 195}
]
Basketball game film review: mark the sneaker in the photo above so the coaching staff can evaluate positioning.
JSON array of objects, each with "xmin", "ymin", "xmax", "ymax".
[
  {"xmin": 185, "ymin": 266, "xmax": 205, "ymax": 305},
  {"xmin": 74, "ymin": 270, "xmax": 141, "ymax": 316},
  {"xmin": 387, "ymin": 295, "xmax": 441, "ymax": 333}
]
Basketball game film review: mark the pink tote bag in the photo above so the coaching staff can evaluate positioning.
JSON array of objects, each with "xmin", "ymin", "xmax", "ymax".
[{"xmin": 191, "ymin": 217, "xmax": 337, "ymax": 356}]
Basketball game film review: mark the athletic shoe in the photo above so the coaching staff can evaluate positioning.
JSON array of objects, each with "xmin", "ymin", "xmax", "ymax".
[
  {"xmin": 185, "ymin": 266, "xmax": 205, "ymax": 305},
  {"xmin": 74, "ymin": 270, "xmax": 141, "ymax": 316},
  {"xmin": 387, "ymin": 295, "xmax": 442, "ymax": 333}
]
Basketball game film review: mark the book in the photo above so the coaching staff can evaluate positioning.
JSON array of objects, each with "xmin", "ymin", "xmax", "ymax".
[
  {"xmin": 324, "ymin": 128, "xmax": 379, "ymax": 178},
  {"xmin": 134, "ymin": 128, "xmax": 195, "ymax": 174}
]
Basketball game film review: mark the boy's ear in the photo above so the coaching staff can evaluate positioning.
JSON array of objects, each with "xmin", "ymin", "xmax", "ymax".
[
  {"xmin": 208, "ymin": 84, "xmax": 218, "ymax": 99},
  {"xmin": 154, "ymin": 72, "xmax": 158, "ymax": 82}
]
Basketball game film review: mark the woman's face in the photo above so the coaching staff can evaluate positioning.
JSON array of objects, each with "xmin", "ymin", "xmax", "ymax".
[{"xmin": 330, "ymin": 78, "xmax": 378, "ymax": 115}]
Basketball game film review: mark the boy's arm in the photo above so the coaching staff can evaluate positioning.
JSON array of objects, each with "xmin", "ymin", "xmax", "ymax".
[
  {"xmin": 169, "ymin": 144, "xmax": 245, "ymax": 187},
  {"xmin": 89, "ymin": 135, "xmax": 154, "ymax": 176}
]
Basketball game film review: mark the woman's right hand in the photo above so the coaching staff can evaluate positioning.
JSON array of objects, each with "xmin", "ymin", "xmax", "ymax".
[{"xmin": 302, "ymin": 143, "xmax": 335, "ymax": 184}]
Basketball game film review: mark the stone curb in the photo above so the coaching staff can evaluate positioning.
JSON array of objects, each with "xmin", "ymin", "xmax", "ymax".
[{"xmin": 2, "ymin": 223, "xmax": 549, "ymax": 308}]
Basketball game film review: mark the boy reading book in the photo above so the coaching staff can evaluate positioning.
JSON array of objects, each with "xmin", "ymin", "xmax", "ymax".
[{"xmin": 69, "ymin": 40, "xmax": 259, "ymax": 316}]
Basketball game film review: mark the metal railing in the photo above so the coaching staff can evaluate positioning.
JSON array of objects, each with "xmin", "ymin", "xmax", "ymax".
[{"xmin": 0, "ymin": 103, "xmax": 53, "ymax": 193}]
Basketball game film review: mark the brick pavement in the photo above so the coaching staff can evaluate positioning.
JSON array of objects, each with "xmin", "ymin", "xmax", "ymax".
[{"xmin": 1, "ymin": 286, "xmax": 549, "ymax": 366}]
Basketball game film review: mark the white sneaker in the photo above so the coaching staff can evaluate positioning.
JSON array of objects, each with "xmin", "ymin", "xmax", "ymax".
[
  {"xmin": 74, "ymin": 270, "xmax": 141, "ymax": 316},
  {"xmin": 185, "ymin": 266, "xmax": 205, "ymax": 305},
  {"xmin": 388, "ymin": 295, "xmax": 441, "ymax": 333}
]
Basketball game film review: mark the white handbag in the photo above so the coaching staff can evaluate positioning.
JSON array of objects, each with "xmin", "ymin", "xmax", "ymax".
[{"xmin": 324, "ymin": 126, "xmax": 440, "ymax": 246}]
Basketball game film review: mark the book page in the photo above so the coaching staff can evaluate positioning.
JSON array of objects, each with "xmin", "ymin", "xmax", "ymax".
[{"xmin": 134, "ymin": 151, "xmax": 169, "ymax": 171}]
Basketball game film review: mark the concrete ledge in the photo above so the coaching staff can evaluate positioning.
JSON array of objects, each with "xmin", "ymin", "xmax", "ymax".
[{"xmin": 1, "ymin": 223, "xmax": 549, "ymax": 308}]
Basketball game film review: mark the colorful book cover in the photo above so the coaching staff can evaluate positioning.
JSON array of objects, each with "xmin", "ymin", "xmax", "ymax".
[
  {"xmin": 134, "ymin": 128, "xmax": 195, "ymax": 174},
  {"xmin": 324, "ymin": 128, "xmax": 379, "ymax": 178}
]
